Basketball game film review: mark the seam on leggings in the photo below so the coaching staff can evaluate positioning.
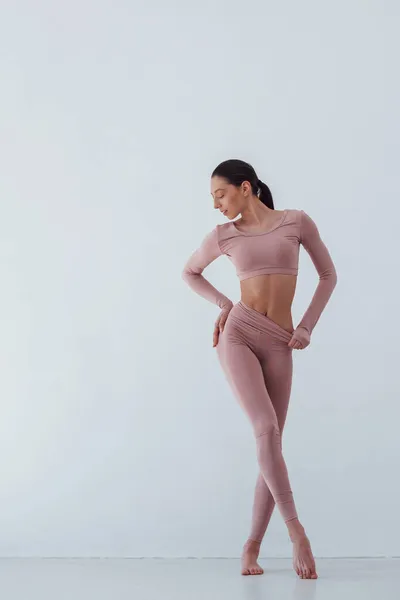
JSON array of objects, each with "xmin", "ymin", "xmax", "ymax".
[{"xmin": 255, "ymin": 429, "xmax": 280, "ymax": 439}]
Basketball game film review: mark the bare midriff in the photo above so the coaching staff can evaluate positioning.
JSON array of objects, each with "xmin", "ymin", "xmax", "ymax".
[{"xmin": 239, "ymin": 273, "xmax": 298, "ymax": 334}]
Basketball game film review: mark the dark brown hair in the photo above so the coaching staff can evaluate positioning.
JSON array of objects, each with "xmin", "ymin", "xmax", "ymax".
[{"xmin": 211, "ymin": 159, "xmax": 274, "ymax": 209}]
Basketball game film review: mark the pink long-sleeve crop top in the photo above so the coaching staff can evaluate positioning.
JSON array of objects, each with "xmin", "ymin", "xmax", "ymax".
[{"xmin": 182, "ymin": 208, "xmax": 338, "ymax": 336}]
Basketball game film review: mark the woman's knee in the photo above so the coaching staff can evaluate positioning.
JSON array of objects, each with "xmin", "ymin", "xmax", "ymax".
[{"xmin": 254, "ymin": 418, "xmax": 280, "ymax": 440}]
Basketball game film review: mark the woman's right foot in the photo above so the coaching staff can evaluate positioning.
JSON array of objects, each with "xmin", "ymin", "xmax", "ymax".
[
  {"xmin": 241, "ymin": 539, "xmax": 264, "ymax": 575},
  {"xmin": 291, "ymin": 534, "xmax": 318, "ymax": 579}
]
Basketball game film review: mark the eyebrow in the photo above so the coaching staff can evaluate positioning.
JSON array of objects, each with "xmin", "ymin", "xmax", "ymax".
[{"xmin": 211, "ymin": 188, "xmax": 225, "ymax": 196}]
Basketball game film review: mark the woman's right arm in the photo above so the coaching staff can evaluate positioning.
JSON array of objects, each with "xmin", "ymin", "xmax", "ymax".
[{"xmin": 181, "ymin": 226, "xmax": 233, "ymax": 311}]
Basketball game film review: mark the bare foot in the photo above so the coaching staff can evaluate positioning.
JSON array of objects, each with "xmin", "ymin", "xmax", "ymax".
[
  {"xmin": 291, "ymin": 534, "xmax": 318, "ymax": 579},
  {"xmin": 241, "ymin": 539, "xmax": 264, "ymax": 576}
]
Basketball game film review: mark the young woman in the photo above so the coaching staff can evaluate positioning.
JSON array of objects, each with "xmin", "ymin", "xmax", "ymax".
[{"xmin": 181, "ymin": 159, "xmax": 337, "ymax": 579}]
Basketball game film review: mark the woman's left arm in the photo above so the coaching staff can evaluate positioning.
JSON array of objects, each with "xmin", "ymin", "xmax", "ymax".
[{"xmin": 291, "ymin": 210, "xmax": 338, "ymax": 347}]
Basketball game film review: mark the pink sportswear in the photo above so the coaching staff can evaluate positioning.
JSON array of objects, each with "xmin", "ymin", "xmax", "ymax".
[
  {"xmin": 182, "ymin": 208, "xmax": 338, "ymax": 536},
  {"xmin": 182, "ymin": 208, "xmax": 337, "ymax": 336}
]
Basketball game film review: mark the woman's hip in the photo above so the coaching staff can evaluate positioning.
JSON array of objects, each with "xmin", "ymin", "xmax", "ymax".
[{"xmin": 225, "ymin": 301, "xmax": 294, "ymax": 345}]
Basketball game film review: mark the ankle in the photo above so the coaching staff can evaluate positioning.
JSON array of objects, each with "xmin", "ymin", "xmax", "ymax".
[
  {"xmin": 243, "ymin": 538, "xmax": 262, "ymax": 550},
  {"xmin": 287, "ymin": 519, "xmax": 306, "ymax": 543}
]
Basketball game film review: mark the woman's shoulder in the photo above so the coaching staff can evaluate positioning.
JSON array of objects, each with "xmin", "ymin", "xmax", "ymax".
[
  {"xmin": 216, "ymin": 220, "xmax": 241, "ymax": 242},
  {"xmin": 281, "ymin": 207, "xmax": 303, "ymax": 227},
  {"xmin": 285, "ymin": 207, "xmax": 302, "ymax": 216}
]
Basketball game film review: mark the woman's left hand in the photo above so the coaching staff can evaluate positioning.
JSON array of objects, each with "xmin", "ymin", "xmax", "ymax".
[{"xmin": 288, "ymin": 326, "xmax": 310, "ymax": 350}]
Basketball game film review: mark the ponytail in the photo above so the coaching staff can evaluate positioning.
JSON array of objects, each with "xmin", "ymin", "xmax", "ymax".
[{"xmin": 256, "ymin": 179, "xmax": 274, "ymax": 210}]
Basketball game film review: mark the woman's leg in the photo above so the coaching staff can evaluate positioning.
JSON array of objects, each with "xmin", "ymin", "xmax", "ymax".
[
  {"xmin": 217, "ymin": 337, "xmax": 298, "ymax": 522},
  {"xmin": 247, "ymin": 347, "xmax": 294, "ymax": 544},
  {"xmin": 217, "ymin": 320, "xmax": 317, "ymax": 578},
  {"xmin": 249, "ymin": 337, "xmax": 317, "ymax": 579}
]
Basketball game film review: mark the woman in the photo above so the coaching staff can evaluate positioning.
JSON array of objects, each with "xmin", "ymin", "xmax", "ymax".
[{"xmin": 181, "ymin": 159, "xmax": 337, "ymax": 579}]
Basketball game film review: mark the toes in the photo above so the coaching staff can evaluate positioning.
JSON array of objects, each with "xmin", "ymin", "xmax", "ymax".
[{"xmin": 243, "ymin": 565, "xmax": 263, "ymax": 576}]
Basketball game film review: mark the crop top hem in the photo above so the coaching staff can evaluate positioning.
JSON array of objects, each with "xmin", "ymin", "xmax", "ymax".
[{"xmin": 238, "ymin": 266, "xmax": 298, "ymax": 281}]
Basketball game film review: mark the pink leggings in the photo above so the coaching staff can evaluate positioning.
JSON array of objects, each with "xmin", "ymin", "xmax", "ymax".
[{"xmin": 216, "ymin": 300, "xmax": 298, "ymax": 543}]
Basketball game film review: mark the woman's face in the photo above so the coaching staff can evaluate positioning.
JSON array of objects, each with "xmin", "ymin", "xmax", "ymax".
[{"xmin": 211, "ymin": 176, "xmax": 250, "ymax": 220}]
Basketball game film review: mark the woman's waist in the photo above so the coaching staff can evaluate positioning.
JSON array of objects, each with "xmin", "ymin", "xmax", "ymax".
[
  {"xmin": 239, "ymin": 275, "xmax": 297, "ymax": 333},
  {"xmin": 229, "ymin": 301, "xmax": 294, "ymax": 340}
]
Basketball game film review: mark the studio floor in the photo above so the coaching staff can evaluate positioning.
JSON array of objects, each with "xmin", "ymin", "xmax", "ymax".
[{"xmin": 0, "ymin": 557, "xmax": 399, "ymax": 599}]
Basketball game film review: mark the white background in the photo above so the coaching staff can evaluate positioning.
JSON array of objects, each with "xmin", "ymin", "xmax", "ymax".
[{"xmin": 0, "ymin": 0, "xmax": 398, "ymax": 559}]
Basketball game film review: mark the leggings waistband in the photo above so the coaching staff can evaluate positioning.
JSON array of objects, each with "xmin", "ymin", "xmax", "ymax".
[{"xmin": 230, "ymin": 301, "xmax": 294, "ymax": 343}]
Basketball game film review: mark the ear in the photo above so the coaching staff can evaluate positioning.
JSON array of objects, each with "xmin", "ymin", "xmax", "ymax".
[{"xmin": 242, "ymin": 180, "xmax": 251, "ymax": 196}]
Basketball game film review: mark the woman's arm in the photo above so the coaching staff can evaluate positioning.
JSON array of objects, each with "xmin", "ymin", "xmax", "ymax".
[
  {"xmin": 181, "ymin": 226, "xmax": 233, "ymax": 311},
  {"xmin": 295, "ymin": 210, "xmax": 338, "ymax": 336}
]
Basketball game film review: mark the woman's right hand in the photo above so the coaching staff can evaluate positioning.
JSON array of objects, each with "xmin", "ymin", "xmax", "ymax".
[{"xmin": 213, "ymin": 303, "xmax": 233, "ymax": 347}]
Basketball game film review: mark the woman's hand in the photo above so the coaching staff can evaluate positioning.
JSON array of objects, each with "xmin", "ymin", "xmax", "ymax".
[
  {"xmin": 288, "ymin": 326, "xmax": 310, "ymax": 350},
  {"xmin": 213, "ymin": 304, "xmax": 233, "ymax": 347}
]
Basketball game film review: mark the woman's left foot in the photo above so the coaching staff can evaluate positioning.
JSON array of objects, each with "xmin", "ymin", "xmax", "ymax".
[
  {"xmin": 291, "ymin": 534, "xmax": 318, "ymax": 579},
  {"xmin": 241, "ymin": 539, "xmax": 264, "ymax": 575}
]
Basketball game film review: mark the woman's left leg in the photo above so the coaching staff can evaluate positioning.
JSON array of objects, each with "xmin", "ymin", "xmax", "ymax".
[
  {"xmin": 216, "ymin": 327, "xmax": 295, "ymax": 576},
  {"xmin": 247, "ymin": 347, "xmax": 293, "ymax": 544},
  {"xmin": 216, "ymin": 302, "xmax": 317, "ymax": 578},
  {"xmin": 216, "ymin": 332, "xmax": 298, "ymax": 524},
  {"xmin": 244, "ymin": 330, "xmax": 317, "ymax": 579}
]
